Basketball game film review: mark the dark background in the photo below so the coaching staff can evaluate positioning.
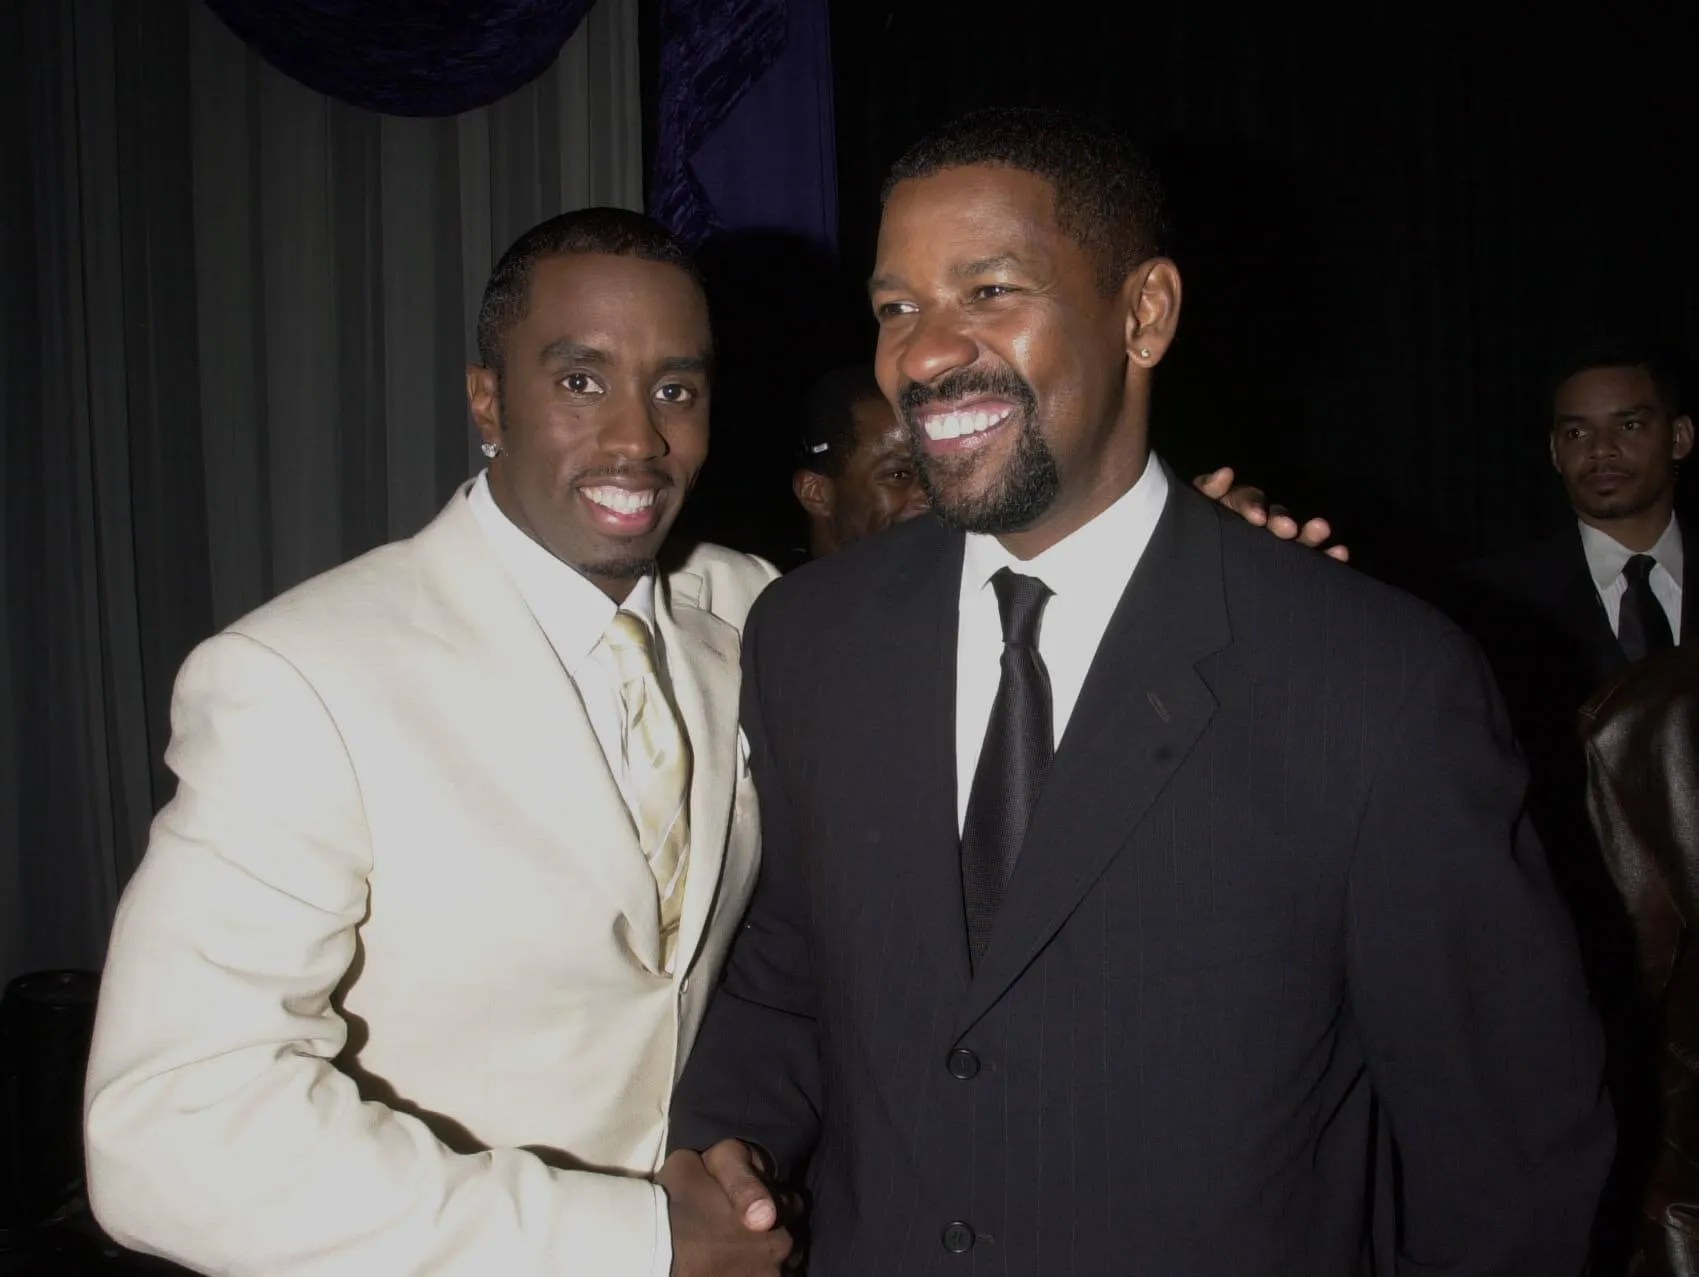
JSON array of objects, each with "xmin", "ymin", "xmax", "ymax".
[
  {"xmin": 662, "ymin": 0, "xmax": 1699, "ymax": 591},
  {"xmin": 1, "ymin": 3, "xmax": 1694, "ymax": 1266}
]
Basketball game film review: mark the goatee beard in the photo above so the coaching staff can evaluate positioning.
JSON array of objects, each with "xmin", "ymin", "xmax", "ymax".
[
  {"xmin": 575, "ymin": 553, "xmax": 656, "ymax": 581},
  {"xmin": 900, "ymin": 367, "xmax": 1057, "ymax": 535}
]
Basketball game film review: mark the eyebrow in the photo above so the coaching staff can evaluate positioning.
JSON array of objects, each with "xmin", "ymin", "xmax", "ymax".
[
  {"xmin": 1555, "ymin": 403, "xmax": 1660, "ymax": 423},
  {"xmin": 540, "ymin": 339, "xmax": 607, "ymax": 366},
  {"xmin": 867, "ymin": 253, "xmax": 1030, "ymax": 296},
  {"xmin": 539, "ymin": 340, "xmax": 710, "ymax": 376},
  {"xmin": 954, "ymin": 253, "xmax": 1024, "ymax": 278}
]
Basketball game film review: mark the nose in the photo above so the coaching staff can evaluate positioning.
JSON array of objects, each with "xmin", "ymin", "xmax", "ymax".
[
  {"xmin": 598, "ymin": 395, "xmax": 666, "ymax": 461},
  {"xmin": 1585, "ymin": 429, "xmax": 1620, "ymax": 459},
  {"xmin": 888, "ymin": 308, "xmax": 978, "ymax": 392}
]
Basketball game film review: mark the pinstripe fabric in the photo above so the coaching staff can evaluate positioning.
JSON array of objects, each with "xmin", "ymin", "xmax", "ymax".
[{"xmin": 673, "ymin": 481, "xmax": 1613, "ymax": 1276}]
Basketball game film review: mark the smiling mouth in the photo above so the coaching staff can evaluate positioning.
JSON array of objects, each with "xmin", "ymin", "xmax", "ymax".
[
  {"xmin": 917, "ymin": 402, "xmax": 1016, "ymax": 443},
  {"xmin": 581, "ymin": 485, "xmax": 659, "ymax": 516}
]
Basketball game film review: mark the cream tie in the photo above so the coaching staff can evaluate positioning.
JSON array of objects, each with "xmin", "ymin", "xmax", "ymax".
[{"xmin": 600, "ymin": 610, "xmax": 692, "ymax": 971}]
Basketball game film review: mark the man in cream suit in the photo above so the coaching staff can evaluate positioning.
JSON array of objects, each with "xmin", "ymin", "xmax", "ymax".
[{"xmin": 84, "ymin": 209, "xmax": 792, "ymax": 1275}]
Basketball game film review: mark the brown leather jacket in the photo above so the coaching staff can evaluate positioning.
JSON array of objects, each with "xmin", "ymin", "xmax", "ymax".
[{"xmin": 1582, "ymin": 646, "xmax": 1699, "ymax": 1275}]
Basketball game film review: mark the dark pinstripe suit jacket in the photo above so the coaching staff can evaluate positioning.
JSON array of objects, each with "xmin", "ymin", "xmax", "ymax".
[{"xmin": 672, "ymin": 481, "xmax": 1613, "ymax": 1276}]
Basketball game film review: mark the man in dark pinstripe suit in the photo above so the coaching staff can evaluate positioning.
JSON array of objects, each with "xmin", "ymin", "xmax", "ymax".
[{"xmin": 671, "ymin": 108, "xmax": 1612, "ymax": 1276}]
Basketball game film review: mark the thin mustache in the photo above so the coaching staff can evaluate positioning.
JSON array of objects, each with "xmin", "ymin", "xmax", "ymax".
[
  {"xmin": 573, "ymin": 467, "xmax": 674, "ymax": 488},
  {"xmin": 898, "ymin": 372, "xmax": 1032, "ymax": 413}
]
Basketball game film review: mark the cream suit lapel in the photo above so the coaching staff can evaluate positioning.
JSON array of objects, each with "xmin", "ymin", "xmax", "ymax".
[
  {"xmin": 408, "ymin": 493, "xmax": 666, "ymax": 973},
  {"xmin": 654, "ymin": 566, "xmax": 742, "ymax": 981}
]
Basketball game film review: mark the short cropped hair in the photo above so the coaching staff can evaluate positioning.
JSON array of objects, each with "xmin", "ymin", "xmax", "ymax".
[
  {"xmin": 798, "ymin": 364, "xmax": 886, "ymax": 477},
  {"xmin": 1549, "ymin": 337, "xmax": 1687, "ymax": 422},
  {"xmin": 883, "ymin": 106, "xmax": 1169, "ymax": 295},
  {"xmin": 475, "ymin": 207, "xmax": 704, "ymax": 377}
]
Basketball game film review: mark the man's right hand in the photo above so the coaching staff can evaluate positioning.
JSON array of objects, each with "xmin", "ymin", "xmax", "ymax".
[{"xmin": 660, "ymin": 1147, "xmax": 792, "ymax": 1276}]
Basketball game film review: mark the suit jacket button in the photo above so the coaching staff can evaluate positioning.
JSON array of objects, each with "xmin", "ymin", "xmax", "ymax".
[
  {"xmin": 941, "ymin": 1221, "xmax": 976, "ymax": 1253},
  {"xmin": 946, "ymin": 1047, "xmax": 981, "ymax": 1080}
]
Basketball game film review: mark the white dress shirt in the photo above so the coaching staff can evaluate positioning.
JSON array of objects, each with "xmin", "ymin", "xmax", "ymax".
[
  {"xmin": 955, "ymin": 458, "xmax": 1171, "ymax": 832},
  {"xmin": 1579, "ymin": 513, "xmax": 1684, "ymax": 643},
  {"xmin": 467, "ymin": 471, "xmax": 672, "ymax": 1277},
  {"xmin": 469, "ymin": 470, "xmax": 660, "ymax": 815}
]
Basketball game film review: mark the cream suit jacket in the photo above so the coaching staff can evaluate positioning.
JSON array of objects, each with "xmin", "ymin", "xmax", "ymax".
[{"xmin": 84, "ymin": 490, "xmax": 779, "ymax": 1275}]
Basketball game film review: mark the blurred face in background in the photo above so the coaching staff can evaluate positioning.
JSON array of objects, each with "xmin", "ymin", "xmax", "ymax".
[
  {"xmin": 793, "ymin": 393, "xmax": 930, "ymax": 556},
  {"xmin": 1550, "ymin": 364, "xmax": 1691, "ymax": 533}
]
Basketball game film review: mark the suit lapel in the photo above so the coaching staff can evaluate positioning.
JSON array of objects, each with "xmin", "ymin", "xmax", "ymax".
[
  {"xmin": 653, "ymin": 569, "xmax": 743, "ymax": 980},
  {"xmin": 957, "ymin": 485, "xmax": 1230, "ymax": 1035},
  {"xmin": 409, "ymin": 493, "xmax": 665, "ymax": 972},
  {"xmin": 1555, "ymin": 524, "xmax": 1628, "ymax": 680},
  {"xmin": 875, "ymin": 520, "xmax": 974, "ymax": 994}
]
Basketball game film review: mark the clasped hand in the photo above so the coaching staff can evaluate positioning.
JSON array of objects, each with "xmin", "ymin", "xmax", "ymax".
[{"xmin": 661, "ymin": 1139, "xmax": 793, "ymax": 1276}]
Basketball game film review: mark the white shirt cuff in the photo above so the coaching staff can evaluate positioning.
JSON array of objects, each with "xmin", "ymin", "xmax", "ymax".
[{"xmin": 650, "ymin": 1181, "xmax": 673, "ymax": 1277}]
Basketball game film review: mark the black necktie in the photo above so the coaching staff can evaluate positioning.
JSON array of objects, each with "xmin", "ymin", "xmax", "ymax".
[
  {"xmin": 1618, "ymin": 553, "xmax": 1675, "ymax": 663},
  {"xmin": 961, "ymin": 568, "xmax": 1054, "ymax": 969}
]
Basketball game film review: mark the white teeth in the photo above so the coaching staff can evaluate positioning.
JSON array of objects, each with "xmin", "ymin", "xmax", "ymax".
[
  {"xmin": 583, "ymin": 486, "xmax": 657, "ymax": 515},
  {"xmin": 922, "ymin": 406, "xmax": 1014, "ymax": 441}
]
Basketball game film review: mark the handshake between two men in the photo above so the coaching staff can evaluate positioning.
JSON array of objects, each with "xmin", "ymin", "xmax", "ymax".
[{"xmin": 661, "ymin": 1140, "xmax": 794, "ymax": 1275}]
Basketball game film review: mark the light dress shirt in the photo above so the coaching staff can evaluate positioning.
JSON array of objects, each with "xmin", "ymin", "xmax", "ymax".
[
  {"xmin": 1579, "ymin": 512, "xmax": 1683, "ymax": 642},
  {"xmin": 468, "ymin": 469, "xmax": 672, "ymax": 1276},
  {"xmin": 955, "ymin": 458, "xmax": 1170, "ymax": 832}
]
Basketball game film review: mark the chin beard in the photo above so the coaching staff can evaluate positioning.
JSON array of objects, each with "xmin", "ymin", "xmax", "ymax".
[
  {"xmin": 1576, "ymin": 487, "xmax": 1659, "ymax": 523},
  {"xmin": 917, "ymin": 421, "xmax": 1061, "ymax": 535},
  {"xmin": 902, "ymin": 366, "xmax": 1056, "ymax": 535},
  {"xmin": 575, "ymin": 552, "xmax": 657, "ymax": 582}
]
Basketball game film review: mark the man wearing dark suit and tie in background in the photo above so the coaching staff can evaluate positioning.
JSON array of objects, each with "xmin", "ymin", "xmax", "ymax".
[
  {"xmin": 1466, "ymin": 342, "xmax": 1693, "ymax": 767},
  {"xmin": 1460, "ymin": 342, "xmax": 1694, "ymax": 1271},
  {"xmin": 669, "ymin": 108, "xmax": 1612, "ymax": 1275}
]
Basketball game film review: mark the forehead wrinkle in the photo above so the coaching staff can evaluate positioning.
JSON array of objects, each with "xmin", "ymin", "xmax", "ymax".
[{"xmin": 878, "ymin": 189, "xmax": 1063, "ymax": 292}]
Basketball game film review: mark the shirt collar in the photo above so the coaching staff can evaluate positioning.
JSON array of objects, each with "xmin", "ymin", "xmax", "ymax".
[
  {"xmin": 1577, "ymin": 512, "xmax": 1683, "ymax": 592},
  {"xmin": 467, "ymin": 470, "xmax": 656, "ymax": 667},
  {"xmin": 960, "ymin": 455, "xmax": 1171, "ymax": 605}
]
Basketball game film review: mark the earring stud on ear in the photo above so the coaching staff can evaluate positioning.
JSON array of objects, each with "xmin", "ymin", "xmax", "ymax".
[
  {"xmin": 480, "ymin": 440, "xmax": 501, "ymax": 459},
  {"xmin": 1139, "ymin": 348, "xmax": 1151, "ymax": 359}
]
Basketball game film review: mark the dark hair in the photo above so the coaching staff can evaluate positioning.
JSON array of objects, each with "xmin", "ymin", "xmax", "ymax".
[
  {"xmin": 797, "ymin": 364, "xmax": 886, "ymax": 476},
  {"xmin": 882, "ymin": 107, "xmax": 1169, "ymax": 294},
  {"xmin": 474, "ymin": 207, "xmax": 704, "ymax": 377},
  {"xmin": 1549, "ymin": 337, "xmax": 1687, "ymax": 422}
]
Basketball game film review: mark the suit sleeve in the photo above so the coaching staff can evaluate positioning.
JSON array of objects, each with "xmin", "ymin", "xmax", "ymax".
[
  {"xmin": 84, "ymin": 633, "xmax": 669, "ymax": 1277},
  {"xmin": 667, "ymin": 603, "xmax": 823, "ymax": 1180},
  {"xmin": 1346, "ymin": 630, "xmax": 1614, "ymax": 1276}
]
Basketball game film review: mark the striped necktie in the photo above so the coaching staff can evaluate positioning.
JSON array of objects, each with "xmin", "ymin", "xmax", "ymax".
[{"xmin": 599, "ymin": 610, "xmax": 692, "ymax": 971}]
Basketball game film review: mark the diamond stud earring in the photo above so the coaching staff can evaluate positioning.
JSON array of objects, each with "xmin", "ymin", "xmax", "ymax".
[{"xmin": 480, "ymin": 440, "xmax": 501, "ymax": 459}]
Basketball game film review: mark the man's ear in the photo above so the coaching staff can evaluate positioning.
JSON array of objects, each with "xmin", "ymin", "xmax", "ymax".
[
  {"xmin": 792, "ymin": 469, "xmax": 835, "ymax": 521},
  {"xmin": 1549, "ymin": 431, "xmax": 1562, "ymax": 473},
  {"xmin": 467, "ymin": 364, "xmax": 502, "ymax": 451},
  {"xmin": 1673, "ymin": 413, "xmax": 1694, "ymax": 463},
  {"xmin": 1123, "ymin": 257, "xmax": 1182, "ymax": 368}
]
